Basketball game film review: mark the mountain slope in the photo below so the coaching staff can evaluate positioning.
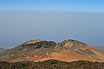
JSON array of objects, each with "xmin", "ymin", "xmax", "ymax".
[{"xmin": 0, "ymin": 40, "xmax": 104, "ymax": 63}]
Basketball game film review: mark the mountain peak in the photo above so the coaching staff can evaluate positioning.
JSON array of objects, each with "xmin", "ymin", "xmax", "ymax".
[
  {"xmin": 23, "ymin": 40, "xmax": 56, "ymax": 49},
  {"xmin": 25, "ymin": 40, "xmax": 44, "ymax": 44},
  {"xmin": 58, "ymin": 40, "xmax": 88, "ymax": 50}
]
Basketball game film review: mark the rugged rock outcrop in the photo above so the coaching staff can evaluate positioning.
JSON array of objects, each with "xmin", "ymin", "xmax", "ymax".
[{"xmin": 0, "ymin": 60, "xmax": 104, "ymax": 69}]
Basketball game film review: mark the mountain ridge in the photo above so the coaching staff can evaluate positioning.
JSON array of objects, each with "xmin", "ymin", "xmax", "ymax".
[{"xmin": 0, "ymin": 39, "xmax": 104, "ymax": 63}]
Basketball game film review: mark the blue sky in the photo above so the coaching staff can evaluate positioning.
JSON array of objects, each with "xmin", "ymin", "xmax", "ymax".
[
  {"xmin": 0, "ymin": 0, "xmax": 104, "ymax": 46},
  {"xmin": 0, "ymin": 0, "xmax": 104, "ymax": 12}
]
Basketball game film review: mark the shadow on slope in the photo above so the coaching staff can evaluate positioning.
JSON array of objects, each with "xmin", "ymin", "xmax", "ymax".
[{"xmin": 0, "ymin": 60, "xmax": 104, "ymax": 69}]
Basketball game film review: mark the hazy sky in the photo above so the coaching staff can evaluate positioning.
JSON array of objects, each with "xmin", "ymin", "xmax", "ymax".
[{"xmin": 0, "ymin": 0, "xmax": 104, "ymax": 46}]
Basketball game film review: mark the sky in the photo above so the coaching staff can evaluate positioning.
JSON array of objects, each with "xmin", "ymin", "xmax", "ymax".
[
  {"xmin": 0, "ymin": 0, "xmax": 104, "ymax": 12},
  {"xmin": 0, "ymin": 0, "xmax": 104, "ymax": 46}
]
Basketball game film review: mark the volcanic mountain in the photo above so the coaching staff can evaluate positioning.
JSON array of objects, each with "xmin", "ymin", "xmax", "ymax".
[{"xmin": 0, "ymin": 40, "xmax": 104, "ymax": 63}]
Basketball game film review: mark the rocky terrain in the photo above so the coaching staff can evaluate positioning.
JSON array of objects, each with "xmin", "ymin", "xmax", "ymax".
[
  {"xmin": 0, "ymin": 60, "xmax": 104, "ymax": 69},
  {"xmin": 0, "ymin": 40, "xmax": 104, "ymax": 63}
]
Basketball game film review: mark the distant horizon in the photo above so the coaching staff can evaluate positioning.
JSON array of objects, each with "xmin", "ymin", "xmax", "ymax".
[
  {"xmin": 0, "ymin": 0, "xmax": 104, "ymax": 46},
  {"xmin": 0, "ymin": 39, "xmax": 104, "ymax": 48}
]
